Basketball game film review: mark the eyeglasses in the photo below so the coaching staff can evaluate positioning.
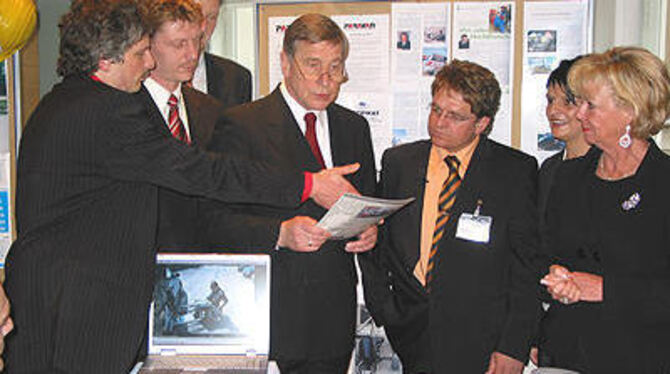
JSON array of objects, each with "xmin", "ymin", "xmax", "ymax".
[
  {"xmin": 292, "ymin": 56, "xmax": 349, "ymax": 83},
  {"xmin": 429, "ymin": 103, "xmax": 476, "ymax": 123}
]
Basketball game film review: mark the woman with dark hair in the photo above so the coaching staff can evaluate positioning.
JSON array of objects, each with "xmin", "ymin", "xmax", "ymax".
[
  {"xmin": 539, "ymin": 46, "xmax": 670, "ymax": 373},
  {"xmin": 537, "ymin": 56, "xmax": 590, "ymax": 219}
]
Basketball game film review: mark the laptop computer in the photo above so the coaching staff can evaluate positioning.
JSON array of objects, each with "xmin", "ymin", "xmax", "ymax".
[{"xmin": 135, "ymin": 253, "xmax": 270, "ymax": 374}]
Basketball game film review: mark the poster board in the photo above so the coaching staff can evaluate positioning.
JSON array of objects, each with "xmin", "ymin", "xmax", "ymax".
[
  {"xmin": 0, "ymin": 57, "xmax": 19, "ymax": 267},
  {"xmin": 257, "ymin": 0, "xmax": 592, "ymax": 158}
]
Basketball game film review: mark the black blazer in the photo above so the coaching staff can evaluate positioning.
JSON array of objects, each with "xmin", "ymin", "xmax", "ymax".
[
  {"xmin": 537, "ymin": 150, "xmax": 563, "ymax": 224},
  {"xmin": 3, "ymin": 76, "xmax": 304, "ymax": 374},
  {"xmin": 137, "ymin": 85, "xmax": 226, "ymax": 249},
  {"xmin": 201, "ymin": 88, "xmax": 376, "ymax": 361},
  {"xmin": 205, "ymin": 53, "xmax": 252, "ymax": 107},
  {"xmin": 361, "ymin": 137, "xmax": 540, "ymax": 373},
  {"xmin": 540, "ymin": 141, "xmax": 670, "ymax": 373}
]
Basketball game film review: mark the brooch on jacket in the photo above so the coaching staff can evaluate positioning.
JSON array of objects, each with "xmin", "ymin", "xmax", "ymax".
[{"xmin": 621, "ymin": 192, "xmax": 641, "ymax": 211}]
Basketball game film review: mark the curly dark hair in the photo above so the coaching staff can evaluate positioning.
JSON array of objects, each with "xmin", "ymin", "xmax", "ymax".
[
  {"xmin": 431, "ymin": 60, "xmax": 501, "ymax": 135},
  {"xmin": 57, "ymin": 0, "xmax": 147, "ymax": 77}
]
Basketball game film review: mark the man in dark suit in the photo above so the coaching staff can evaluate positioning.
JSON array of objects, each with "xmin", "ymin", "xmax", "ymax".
[
  {"xmin": 361, "ymin": 60, "xmax": 540, "ymax": 373},
  {"xmin": 202, "ymin": 14, "xmax": 377, "ymax": 373},
  {"xmin": 192, "ymin": 0, "xmax": 252, "ymax": 107},
  {"xmin": 2, "ymin": 2, "xmax": 359, "ymax": 372},
  {"xmin": 139, "ymin": 0, "xmax": 228, "ymax": 249}
]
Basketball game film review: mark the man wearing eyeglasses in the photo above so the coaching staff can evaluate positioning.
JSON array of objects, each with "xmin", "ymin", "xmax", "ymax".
[
  {"xmin": 360, "ymin": 60, "xmax": 541, "ymax": 373},
  {"xmin": 200, "ymin": 13, "xmax": 377, "ymax": 373}
]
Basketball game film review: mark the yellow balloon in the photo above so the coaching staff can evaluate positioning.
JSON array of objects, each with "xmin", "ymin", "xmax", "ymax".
[{"xmin": 0, "ymin": 0, "xmax": 38, "ymax": 62}]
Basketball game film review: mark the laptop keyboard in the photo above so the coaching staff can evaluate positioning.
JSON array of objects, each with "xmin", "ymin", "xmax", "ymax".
[{"xmin": 139, "ymin": 356, "xmax": 267, "ymax": 373}]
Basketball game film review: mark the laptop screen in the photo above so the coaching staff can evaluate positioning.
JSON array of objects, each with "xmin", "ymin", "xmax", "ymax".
[{"xmin": 149, "ymin": 253, "xmax": 270, "ymax": 356}]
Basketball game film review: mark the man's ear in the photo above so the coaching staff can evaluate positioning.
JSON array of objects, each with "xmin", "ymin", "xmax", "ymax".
[
  {"xmin": 97, "ymin": 58, "xmax": 112, "ymax": 73},
  {"xmin": 474, "ymin": 116, "xmax": 491, "ymax": 135}
]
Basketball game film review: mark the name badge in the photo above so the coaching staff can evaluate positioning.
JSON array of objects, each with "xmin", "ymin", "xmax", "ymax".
[{"xmin": 455, "ymin": 200, "xmax": 492, "ymax": 243}]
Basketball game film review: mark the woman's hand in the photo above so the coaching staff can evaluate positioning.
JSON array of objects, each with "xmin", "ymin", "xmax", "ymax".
[
  {"xmin": 541, "ymin": 265, "xmax": 581, "ymax": 304},
  {"xmin": 541, "ymin": 265, "xmax": 604, "ymax": 304},
  {"xmin": 570, "ymin": 271, "xmax": 603, "ymax": 302}
]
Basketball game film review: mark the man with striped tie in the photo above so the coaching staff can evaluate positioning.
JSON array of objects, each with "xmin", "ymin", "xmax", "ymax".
[
  {"xmin": 360, "ymin": 60, "xmax": 541, "ymax": 374},
  {"xmin": 138, "ymin": 0, "xmax": 226, "ymax": 250}
]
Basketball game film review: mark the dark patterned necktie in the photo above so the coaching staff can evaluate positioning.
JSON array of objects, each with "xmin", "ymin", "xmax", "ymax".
[{"xmin": 426, "ymin": 156, "xmax": 461, "ymax": 288}]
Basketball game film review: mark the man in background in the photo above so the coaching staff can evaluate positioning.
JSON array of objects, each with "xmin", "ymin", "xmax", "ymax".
[
  {"xmin": 192, "ymin": 0, "xmax": 252, "ymax": 107},
  {"xmin": 2, "ymin": 1, "xmax": 359, "ymax": 372},
  {"xmin": 203, "ymin": 13, "xmax": 377, "ymax": 373},
  {"xmin": 361, "ymin": 60, "xmax": 540, "ymax": 373}
]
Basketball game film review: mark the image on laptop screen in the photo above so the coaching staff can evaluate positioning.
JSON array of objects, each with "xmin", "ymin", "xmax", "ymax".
[{"xmin": 149, "ymin": 254, "xmax": 270, "ymax": 356}]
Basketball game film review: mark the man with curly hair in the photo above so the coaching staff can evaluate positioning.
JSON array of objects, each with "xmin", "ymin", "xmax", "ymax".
[{"xmin": 2, "ymin": 1, "xmax": 359, "ymax": 372}]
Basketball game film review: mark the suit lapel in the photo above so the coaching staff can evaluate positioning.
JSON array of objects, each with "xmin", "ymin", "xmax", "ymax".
[
  {"xmin": 398, "ymin": 142, "xmax": 431, "ymax": 271},
  {"xmin": 271, "ymin": 88, "xmax": 327, "ymax": 173},
  {"xmin": 445, "ymin": 136, "xmax": 489, "ymax": 237},
  {"xmin": 327, "ymin": 106, "xmax": 344, "ymax": 166},
  {"xmin": 205, "ymin": 53, "xmax": 223, "ymax": 101},
  {"xmin": 139, "ymin": 85, "xmax": 172, "ymax": 137},
  {"xmin": 182, "ymin": 88, "xmax": 205, "ymax": 147}
]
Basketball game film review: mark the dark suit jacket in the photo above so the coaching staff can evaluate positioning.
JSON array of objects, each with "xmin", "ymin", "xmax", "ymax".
[
  {"xmin": 361, "ymin": 137, "xmax": 540, "ymax": 373},
  {"xmin": 205, "ymin": 53, "xmax": 252, "ymax": 108},
  {"xmin": 201, "ymin": 88, "xmax": 376, "ymax": 361},
  {"xmin": 540, "ymin": 142, "xmax": 670, "ymax": 373},
  {"xmin": 3, "ymin": 76, "xmax": 304, "ymax": 374},
  {"xmin": 137, "ymin": 85, "xmax": 227, "ymax": 249},
  {"xmin": 538, "ymin": 150, "xmax": 563, "ymax": 229}
]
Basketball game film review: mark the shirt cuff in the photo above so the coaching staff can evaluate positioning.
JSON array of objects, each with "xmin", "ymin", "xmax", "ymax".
[{"xmin": 301, "ymin": 172, "xmax": 313, "ymax": 203}]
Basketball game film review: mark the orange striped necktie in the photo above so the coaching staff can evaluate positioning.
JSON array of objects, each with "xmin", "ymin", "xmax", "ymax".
[
  {"xmin": 426, "ymin": 155, "xmax": 461, "ymax": 289},
  {"xmin": 167, "ymin": 94, "xmax": 190, "ymax": 144}
]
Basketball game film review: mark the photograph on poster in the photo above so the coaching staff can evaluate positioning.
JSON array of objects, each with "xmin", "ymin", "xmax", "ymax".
[
  {"xmin": 424, "ymin": 26, "xmax": 446, "ymax": 43},
  {"xmin": 396, "ymin": 31, "xmax": 411, "ymax": 50},
  {"xmin": 458, "ymin": 34, "xmax": 470, "ymax": 49},
  {"xmin": 422, "ymin": 47, "xmax": 447, "ymax": 76},
  {"xmin": 528, "ymin": 56, "xmax": 556, "ymax": 74},
  {"xmin": 528, "ymin": 29, "xmax": 557, "ymax": 52},
  {"xmin": 392, "ymin": 128, "xmax": 409, "ymax": 146},
  {"xmin": 537, "ymin": 132, "xmax": 565, "ymax": 152},
  {"xmin": 489, "ymin": 5, "xmax": 511, "ymax": 33}
]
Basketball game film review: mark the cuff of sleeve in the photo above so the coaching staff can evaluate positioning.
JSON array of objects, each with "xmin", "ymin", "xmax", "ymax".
[{"xmin": 301, "ymin": 172, "xmax": 313, "ymax": 203}]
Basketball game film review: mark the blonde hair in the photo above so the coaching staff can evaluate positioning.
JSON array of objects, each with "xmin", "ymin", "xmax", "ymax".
[
  {"xmin": 141, "ymin": 0, "xmax": 203, "ymax": 36},
  {"xmin": 568, "ymin": 46, "xmax": 670, "ymax": 138}
]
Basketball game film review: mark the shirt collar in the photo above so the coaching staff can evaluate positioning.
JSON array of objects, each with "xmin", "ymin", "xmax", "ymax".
[
  {"xmin": 279, "ymin": 81, "xmax": 326, "ymax": 131},
  {"xmin": 144, "ymin": 77, "xmax": 183, "ymax": 107},
  {"xmin": 431, "ymin": 135, "xmax": 480, "ymax": 178}
]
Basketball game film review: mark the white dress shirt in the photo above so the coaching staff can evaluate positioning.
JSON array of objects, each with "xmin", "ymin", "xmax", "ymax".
[
  {"xmin": 143, "ymin": 77, "xmax": 192, "ymax": 140},
  {"xmin": 191, "ymin": 53, "xmax": 208, "ymax": 95}
]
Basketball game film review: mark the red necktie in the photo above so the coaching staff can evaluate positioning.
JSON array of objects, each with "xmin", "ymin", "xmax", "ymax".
[
  {"xmin": 304, "ymin": 112, "xmax": 326, "ymax": 169},
  {"xmin": 167, "ymin": 94, "xmax": 190, "ymax": 144}
]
